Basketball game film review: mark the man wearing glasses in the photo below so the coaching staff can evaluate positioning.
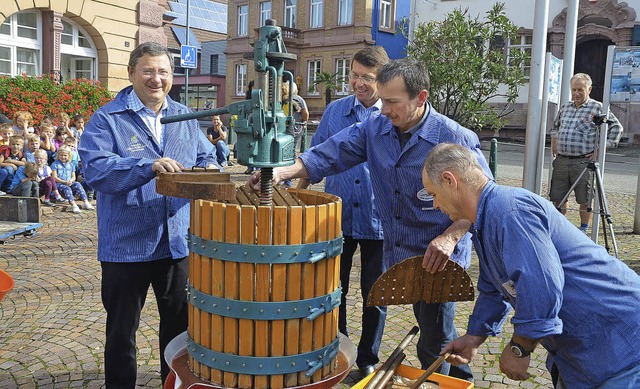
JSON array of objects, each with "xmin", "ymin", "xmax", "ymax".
[
  {"xmin": 298, "ymin": 46, "xmax": 389, "ymax": 378},
  {"xmin": 78, "ymin": 42, "xmax": 218, "ymax": 388},
  {"xmin": 253, "ymin": 58, "xmax": 491, "ymax": 381}
]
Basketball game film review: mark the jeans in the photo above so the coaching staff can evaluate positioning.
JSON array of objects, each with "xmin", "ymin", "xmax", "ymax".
[
  {"xmin": 413, "ymin": 300, "xmax": 473, "ymax": 381},
  {"xmin": 101, "ymin": 257, "xmax": 189, "ymax": 388},
  {"xmin": 214, "ymin": 140, "xmax": 230, "ymax": 165},
  {"xmin": 339, "ymin": 236, "xmax": 386, "ymax": 369},
  {"xmin": 11, "ymin": 180, "xmax": 39, "ymax": 197},
  {"xmin": 0, "ymin": 165, "xmax": 16, "ymax": 191}
]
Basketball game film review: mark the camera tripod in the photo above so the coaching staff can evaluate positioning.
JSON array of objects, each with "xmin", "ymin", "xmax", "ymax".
[{"xmin": 556, "ymin": 148, "xmax": 619, "ymax": 259}]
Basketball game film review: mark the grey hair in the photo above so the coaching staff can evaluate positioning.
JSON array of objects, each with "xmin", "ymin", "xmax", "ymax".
[
  {"xmin": 571, "ymin": 73, "xmax": 592, "ymax": 87},
  {"xmin": 377, "ymin": 58, "xmax": 429, "ymax": 99},
  {"xmin": 128, "ymin": 42, "xmax": 175, "ymax": 71},
  {"xmin": 423, "ymin": 143, "xmax": 483, "ymax": 186}
]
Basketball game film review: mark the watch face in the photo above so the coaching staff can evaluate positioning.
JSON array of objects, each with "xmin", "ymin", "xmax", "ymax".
[{"xmin": 510, "ymin": 344, "xmax": 523, "ymax": 357}]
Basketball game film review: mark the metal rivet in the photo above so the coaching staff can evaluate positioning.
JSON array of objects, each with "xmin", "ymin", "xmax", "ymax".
[
  {"xmin": 260, "ymin": 309, "xmax": 264, "ymax": 313},
  {"xmin": 278, "ymin": 252, "xmax": 283, "ymax": 257},
  {"xmin": 277, "ymin": 309, "xmax": 281, "ymax": 313},
  {"xmin": 200, "ymin": 300, "xmax": 205, "ymax": 304},
  {"xmin": 201, "ymin": 245, "xmax": 206, "ymax": 249},
  {"xmin": 259, "ymin": 364, "xmax": 263, "ymax": 369},
  {"xmin": 276, "ymin": 363, "xmax": 280, "ymax": 368},
  {"xmin": 293, "ymin": 307, "xmax": 298, "ymax": 312},
  {"xmin": 242, "ymin": 363, "xmax": 246, "ymax": 367},
  {"xmin": 244, "ymin": 251, "xmax": 248, "ymax": 256},
  {"xmin": 261, "ymin": 252, "xmax": 265, "ymax": 257},
  {"xmin": 212, "ymin": 358, "xmax": 216, "ymax": 362},
  {"xmin": 294, "ymin": 252, "xmax": 299, "ymax": 256},
  {"xmin": 201, "ymin": 353, "xmax": 204, "ymax": 357},
  {"xmin": 243, "ymin": 308, "xmax": 247, "ymax": 312},
  {"xmin": 292, "ymin": 362, "xmax": 296, "ymax": 366},
  {"xmin": 213, "ymin": 304, "xmax": 217, "ymax": 308},
  {"xmin": 226, "ymin": 361, "xmax": 230, "ymax": 365}
]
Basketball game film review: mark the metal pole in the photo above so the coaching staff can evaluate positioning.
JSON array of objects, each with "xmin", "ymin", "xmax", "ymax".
[
  {"xmin": 561, "ymin": 0, "xmax": 579, "ymax": 104},
  {"xmin": 591, "ymin": 45, "xmax": 615, "ymax": 242},
  {"xmin": 635, "ymin": 160, "xmax": 640, "ymax": 233},
  {"xmin": 489, "ymin": 138, "xmax": 498, "ymax": 179},
  {"xmin": 523, "ymin": 0, "xmax": 549, "ymax": 191},
  {"xmin": 185, "ymin": 0, "xmax": 190, "ymax": 107},
  {"xmin": 536, "ymin": 53, "xmax": 552, "ymax": 194}
]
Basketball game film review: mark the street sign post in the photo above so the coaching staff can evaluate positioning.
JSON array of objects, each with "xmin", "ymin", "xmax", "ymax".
[{"xmin": 181, "ymin": 45, "xmax": 197, "ymax": 69}]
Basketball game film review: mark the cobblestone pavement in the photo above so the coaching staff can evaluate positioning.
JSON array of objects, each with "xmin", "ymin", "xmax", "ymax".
[{"xmin": 1, "ymin": 160, "xmax": 639, "ymax": 388}]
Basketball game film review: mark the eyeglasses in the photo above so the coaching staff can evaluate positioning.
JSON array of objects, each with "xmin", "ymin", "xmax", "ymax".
[
  {"xmin": 349, "ymin": 72, "xmax": 376, "ymax": 84},
  {"xmin": 138, "ymin": 69, "xmax": 172, "ymax": 79}
]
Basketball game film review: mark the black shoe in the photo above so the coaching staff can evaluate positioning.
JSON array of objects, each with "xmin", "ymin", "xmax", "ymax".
[
  {"xmin": 359, "ymin": 365, "xmax": 376, "ymax": 378},
  {"xmin": 244, "ymin": 168, "xmax": 256, "ymax": 174}
]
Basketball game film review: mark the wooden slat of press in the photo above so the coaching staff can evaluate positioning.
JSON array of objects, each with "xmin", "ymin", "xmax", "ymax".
[
  {"xmin": 236, "ymin": 185, "xmax": 262, "ymax": 206},
  {"xmin": 200, "ymin": 201, "xmax": 214, "ymax": 381},
  {"xmin": 238, "ymin": 205, "xmax": 256, "ymax": 388},
  {"xmin": 191, "ymin": 199, "xmax": 203, "ymax": 376},
  {"xmin": 218, "ymin": 205, "xmax": 240, "ymax": 388},
  {"xmin": 188, "ymin": 201, "xmax": 196, "ymax": 371},
  {"xmin": 270, "ymin": 205, "xmax": 288, "ymax": 389},
  {"xmin": 210, "ymin": 201, "xmax": 225, "ymax": 384},
  {"xmin": 323, "ymin": 197, "xmax": 338, "ymax": 376},
  {"xmin": 313, "ymin": 203, "xmax": 328, "ymax": 381},
  {"xmin": 255, "ymin": 206, "xmax": 272, "ymax": 389},
  {"xmin": 285, "ymin": 205, "xmax": 303, "ymax": 388},
  {"xmin": 298, "ymin": 201, "xmax": 316, "ymax": 385}
]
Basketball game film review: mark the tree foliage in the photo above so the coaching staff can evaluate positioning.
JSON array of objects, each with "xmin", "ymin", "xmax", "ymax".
[
  {"xmin": 311, "ymin": 71, "xmax": 343, "ymax": 107},
  {"xmin": 406, "ymin": 3, "xmax": 526, "ymax": 131}
]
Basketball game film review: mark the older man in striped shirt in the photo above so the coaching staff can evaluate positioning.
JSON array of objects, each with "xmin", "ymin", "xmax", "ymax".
[{"xmin": 549, "ymin": 73, "xmax": 623, "ymax": 233}]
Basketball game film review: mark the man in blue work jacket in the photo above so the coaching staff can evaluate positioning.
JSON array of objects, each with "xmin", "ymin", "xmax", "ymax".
[
  {"xmin": 297, "ymin": 46, "xmax": 389, "ymax": 377},
  {"xmin": 251, "ymin": 58, "xmax": 491, "ymax": 380},
  {"xmin": 422, "ymin": 143, "xmax": 640, "ymax": 388},
  {"xmin": 78, "ymin": 42, "xmax": 218, "ymax": 388}
]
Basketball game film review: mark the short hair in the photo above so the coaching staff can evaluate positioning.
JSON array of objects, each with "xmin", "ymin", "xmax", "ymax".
[
  {"xmin": 352, "ymin": 46, "xmax": 390, "ymax": 71},
  {"xmin": 24, "ymin": 161, "xmax": 38, "ymax": 177},
  {"xmin": 13, "ymin": 110, "xmax": 33, "ymax": 122},
  {"xmin": 9, "ymin": 136, "xmax": 24, "ymax": 145},
  {"xmin": 73, "ymin": 114, "xmax": 85, "ymax": 122},
  {"xmin": 40, "ymin": 123, "xmax": 55, "ymax": 133},
  {"xmin": 27, "ymin": 134, "xmax": 40, "ymax": 143},
  {"xmin": 571, "ymin": 73, "xmax": 592, "ymax": 87},
  {"xmin": 56, "ymin": 146, "xmax": 71, "ymax": 157},
  {"xmin": 0, "ymin": 123, "xmax": 12, "ymax": 132},
  {"xmin": 65, "ymin": 136, "xmax": 77, "ymax": 144},
  {"xmin": 34, "ymin": 149, "xmax": 47, "ymax": 159},
  {"xmin": 57, "ymin": 112, "xmax": 70, "ymax": 122},
  {"xmin": 423, "ymin": 143, "xmax": 483, "ymax": 186},
  {"xmin": 377, "ymin": 58, "xmax": 430, "ymax": 99},
  {"xmin": 55, "ymin": 127, "xmax": 68, "ymax": 136},
  {"xmin": 128, "ymin": 42, "xmax": 175, "ymax": 71}
]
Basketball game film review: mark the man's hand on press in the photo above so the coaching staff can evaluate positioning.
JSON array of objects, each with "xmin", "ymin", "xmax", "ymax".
[
  {"xmin": 152, "ymin": 157, "xmax": 184, "ymax": 173},
  {"xmin": 422, "ymin": 233, "xmax": 458, "ymax": 273}
]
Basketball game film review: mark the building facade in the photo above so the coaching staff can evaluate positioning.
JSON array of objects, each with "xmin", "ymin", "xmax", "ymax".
[
  {"xmin": 224, "ymin": 0, "xmax": 409, "ymax": 115},
  {"xmin": 1, "ymin": 0, "xmax": 228, "ymax": 110},
  {"xmin": 412, "ymin": 0, "xmax": 640, "ymax": 143}
]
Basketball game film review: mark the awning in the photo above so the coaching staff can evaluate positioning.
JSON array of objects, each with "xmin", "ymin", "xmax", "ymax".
[{"xmin": 171, "ymin": 26, "xmax": 201, "ymax": 50}]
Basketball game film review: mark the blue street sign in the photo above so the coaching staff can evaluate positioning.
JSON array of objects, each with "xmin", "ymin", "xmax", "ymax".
[{"xmin": 181, "ymin": 45, "xmax": 197, "ymax": 69}]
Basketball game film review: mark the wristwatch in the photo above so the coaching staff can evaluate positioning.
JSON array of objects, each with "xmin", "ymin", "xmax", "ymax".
[{"xmin": 509, "ymin": 340, "xmax": 531, "ymax": 358}]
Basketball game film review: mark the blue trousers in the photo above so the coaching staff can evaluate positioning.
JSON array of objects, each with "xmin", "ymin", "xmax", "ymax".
[
  {"xmin": 0, "ymin": 165, "xmax": 16, "ymax": 191},
  {"xmin": 101, "ymin": 257, "xmax": 189, "ymax": 388},
  {"xmin": 339, "ymin": 236, "xmax": 386, "ymax": 369},
  {"xmin": 413, "ymin": 300, "xmax": 473, "ymax": 380},
  {"xmin": 214, "ymin": 140, "xmax": 230, "ymax": 165}
]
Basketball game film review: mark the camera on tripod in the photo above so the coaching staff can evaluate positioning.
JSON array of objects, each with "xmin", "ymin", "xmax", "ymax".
[{"xmin": 592, "ymin": 113, "xmax": 613, "ymax": 126}]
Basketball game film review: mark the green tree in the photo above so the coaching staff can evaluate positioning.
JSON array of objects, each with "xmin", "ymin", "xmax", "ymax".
[
  {"xmin": 311, "ymin": 71, "xmax": 343, "ymax": 107},
  {"xmin": 406, "ymin": 3, "xmax": 526, "ymax": 131}
]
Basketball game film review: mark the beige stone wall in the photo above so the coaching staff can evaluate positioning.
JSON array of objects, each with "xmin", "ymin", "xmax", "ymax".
[
  {"xmin": 0, "ymin": 0, "xmax": 168, "ymax": 93},
  {"xmin": 225, "ymin": 0, "xmax": 374, "ymax": 114}
]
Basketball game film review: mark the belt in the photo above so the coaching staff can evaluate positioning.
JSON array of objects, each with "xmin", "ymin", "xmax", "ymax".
[{"xmin": 558, "ymin": 153, "xmax": 591, "ymax": 159}]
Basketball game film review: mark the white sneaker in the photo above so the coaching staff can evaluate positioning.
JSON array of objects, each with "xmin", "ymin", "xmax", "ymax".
[
  {"xmin": 71, "ymin": 204, "xmax": 81, "ymax": 214},
  {"xmin": 0, "ymin": 190, "xmax": 6, "ymax": 196},
  {"xmin": 83, "ymin": 201, "xmax": 95, "ymax": 210}
]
